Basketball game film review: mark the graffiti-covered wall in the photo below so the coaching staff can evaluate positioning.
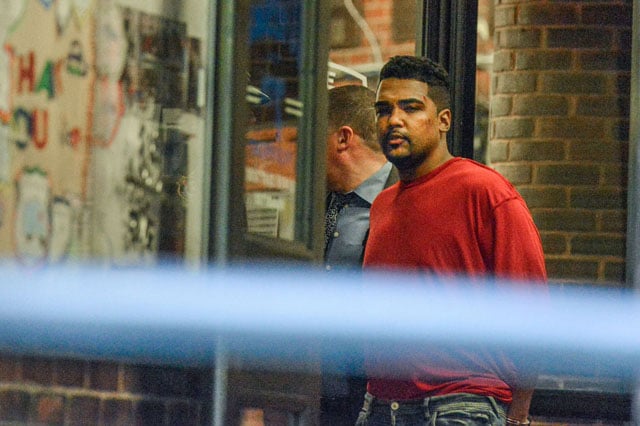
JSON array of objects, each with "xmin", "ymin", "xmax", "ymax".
[
  {"xmin": 0, "ymin": 0, "xmax": 95, "ymax": 265},
  {"xmin": 0, "ymin": 0, "xmax": 206, "ymax": 266}
]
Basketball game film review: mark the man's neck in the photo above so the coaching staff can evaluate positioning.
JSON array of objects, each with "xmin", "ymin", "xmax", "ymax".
[
  {"xmin": 341, "ymin": 156, "xmax": 387, "ymax": 193},
  {"xmin": 399, "ymin": 151, "xmax": 454, "ymax": 182}
]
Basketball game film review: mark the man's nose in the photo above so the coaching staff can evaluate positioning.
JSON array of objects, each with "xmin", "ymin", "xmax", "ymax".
[{"xmin": 388, "ymin": 107, "xmax": 403, "ymax": 126}]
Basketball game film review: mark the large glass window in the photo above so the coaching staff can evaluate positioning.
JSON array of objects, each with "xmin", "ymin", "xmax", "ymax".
[{"xmin": 210, "ymin": 0, "xmax": 327, "ymax": 262}]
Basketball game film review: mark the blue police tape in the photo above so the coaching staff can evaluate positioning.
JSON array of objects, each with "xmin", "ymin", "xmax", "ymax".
[{"xmin": 0, "ymin": 262, "xmax": 639, "ymax": 381}]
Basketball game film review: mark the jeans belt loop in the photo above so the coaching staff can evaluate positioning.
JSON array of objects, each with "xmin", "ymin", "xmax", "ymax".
[
  {"xmin": 363, "ymin": 392, "xmax": 374, "ymax": 413},
  {"xmin": 487, "ymin": 396, "xmax": 506, "ymax": 419},
  {"xmin": 422, "ymin": 396, "xmax": 432, "ymax": 418}
]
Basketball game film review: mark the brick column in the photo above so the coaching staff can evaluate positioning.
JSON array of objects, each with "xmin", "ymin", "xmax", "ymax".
[{"xmin": 489, "ymin": 0, "xmax": 632, "ymax": 285}]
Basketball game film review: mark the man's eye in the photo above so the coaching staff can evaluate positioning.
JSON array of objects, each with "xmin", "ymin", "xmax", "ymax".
[{"xmin": 375, "ymin": 106, "xmax": 391, "ymax": 116}]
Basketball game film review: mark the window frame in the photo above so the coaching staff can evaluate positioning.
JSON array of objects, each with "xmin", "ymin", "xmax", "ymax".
[
  {"xmin": 420, "ymin": 0, "xmax": 478, "ymax": 159},
  {"xmin": 207, "ymin": 0, "xmax": 329, "ymax": 264}
]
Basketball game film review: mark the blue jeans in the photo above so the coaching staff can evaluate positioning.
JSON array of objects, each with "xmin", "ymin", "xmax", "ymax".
[{"xmin": 355, "ymin": 392, "xmax": 507, "ymax": 426}]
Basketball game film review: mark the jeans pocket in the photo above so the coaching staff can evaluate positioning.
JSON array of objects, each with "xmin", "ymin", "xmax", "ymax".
[{"xmin": 431, "ymin": 408, "xmax": 502, "ymax": 426}]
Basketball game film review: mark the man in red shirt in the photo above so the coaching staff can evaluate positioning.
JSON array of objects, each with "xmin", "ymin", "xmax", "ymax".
[{"xmin": 358, "ymin": 56, "xmax": 547, "ymax": 425}]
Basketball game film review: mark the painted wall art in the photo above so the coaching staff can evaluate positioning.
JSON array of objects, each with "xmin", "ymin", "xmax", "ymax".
[
  {"xmin": 1, "ymin": 0, "xmax": 93, "ymax": 262},
  {"xmin": 0, "ymin": 0, "xmax": 197, "ymax": 266}
]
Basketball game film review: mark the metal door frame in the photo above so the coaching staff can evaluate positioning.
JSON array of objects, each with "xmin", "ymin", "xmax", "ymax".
[{"xmin": 420, "ymin": 0, "xmax": 478, "ymax": 159}]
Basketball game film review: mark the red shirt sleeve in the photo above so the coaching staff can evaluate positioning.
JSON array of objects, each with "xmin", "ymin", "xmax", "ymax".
[{"xmin": 492, "ymin": 197, "xmax": 547, "ymax": 284}]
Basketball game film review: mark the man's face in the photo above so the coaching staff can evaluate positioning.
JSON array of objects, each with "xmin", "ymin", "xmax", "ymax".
[{"xmin": 374, "ymin": 78, "xmax": 447, "ymax": 172}]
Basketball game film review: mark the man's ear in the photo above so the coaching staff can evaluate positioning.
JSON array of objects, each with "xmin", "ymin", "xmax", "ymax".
[
  {"xmin": 438, "ymin": 109, "xmax": 452, "ymax": 132},
  {"xmin": 336, "ymin": 126, "xmax": 354, "ymax": 152}
]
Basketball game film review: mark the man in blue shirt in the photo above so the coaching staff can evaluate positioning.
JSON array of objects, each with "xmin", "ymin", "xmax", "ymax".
[
  {"xmin": 324, "ymin": 85, "xmax": 398, "ymax": 271},
  {"xmin": 321, "ymin": 85, "xmax": 398, "ymax": 425}
]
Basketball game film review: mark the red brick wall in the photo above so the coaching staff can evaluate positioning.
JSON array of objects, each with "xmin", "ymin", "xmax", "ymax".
[
  {"xmin": 0, "ymin": 355, "xmax": 212, "ymax": 425},
  {"xmin": 490, "ymin": 0, "xmax": 632, "ymax": 285}
]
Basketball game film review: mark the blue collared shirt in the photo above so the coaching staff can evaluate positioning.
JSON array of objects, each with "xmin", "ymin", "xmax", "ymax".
[{"xmin": 325, "ymin": 162, "xmax": 393, "ymax": 271}]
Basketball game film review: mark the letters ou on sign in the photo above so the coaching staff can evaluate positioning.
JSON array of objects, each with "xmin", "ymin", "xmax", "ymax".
[{"xmin": 11, "ymin": 107, "xmax": 49, "ymax": 150}]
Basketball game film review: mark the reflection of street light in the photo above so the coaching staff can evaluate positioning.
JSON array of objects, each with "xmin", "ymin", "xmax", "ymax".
[
  {"xmin": 246, "ymin": 85, "xmax": 271, "ymax": 105},
  {"xmin": 328, "ymin": 61, "xmax": 368, "ymax": 88},
  {"xmin": 284, "ymin": 98, "xmax": 303, "ymax": 118}
]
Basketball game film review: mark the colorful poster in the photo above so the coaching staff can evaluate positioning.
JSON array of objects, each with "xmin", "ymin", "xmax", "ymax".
[
  {"xmin": 1, "ymin": 0, "xmax": 192, "ymax": 264},
  {"xmin": 1, "ymin": 0, "xmax": 94, "ymax": 259}
]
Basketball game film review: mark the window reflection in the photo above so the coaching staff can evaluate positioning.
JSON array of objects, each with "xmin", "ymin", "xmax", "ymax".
[
  {"xmin": 329, "ymin": 0, "xmax": 416, "ymax": 88},
  {"xmin": 245, "ymin": 0, "xmax": 303, "ymax": 241},
  {"xmin": 475, "ymin": 0, "xmax": 494, "ymax": 163}
]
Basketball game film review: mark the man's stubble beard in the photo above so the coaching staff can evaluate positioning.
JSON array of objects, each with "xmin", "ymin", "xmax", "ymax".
[{"xmin": 385, "ymin": 147, "xmax": 426, "ymax": 175}]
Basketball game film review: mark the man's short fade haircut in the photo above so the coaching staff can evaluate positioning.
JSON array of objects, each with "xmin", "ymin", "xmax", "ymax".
[
  {"xmin": 328, "ymin": 84, "xmax": 380, "ymax": 152},
  {"xmin": 378, "ymin": 55, "xmax": 451, "ymax": 111}
]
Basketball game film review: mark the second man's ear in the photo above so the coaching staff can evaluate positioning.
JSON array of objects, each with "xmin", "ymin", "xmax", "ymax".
[{"xmin": 337, "ymin": 125, "xmax": 355, "ymax": 150}]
